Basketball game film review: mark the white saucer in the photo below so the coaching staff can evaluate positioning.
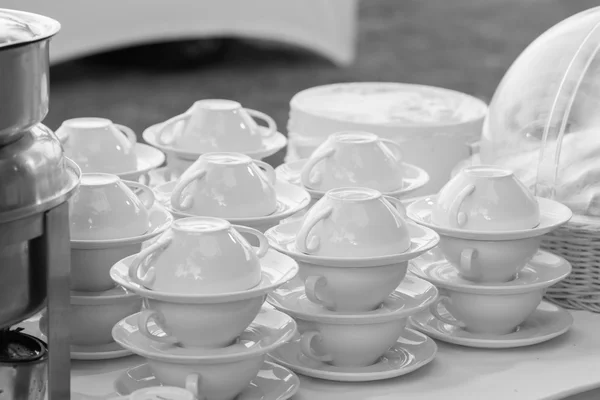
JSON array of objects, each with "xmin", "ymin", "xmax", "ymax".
[
  {"xmin": 70, "ymin": 203, "xmax": 173, "ymax": 249},
  {"xmin": 143, "ymin": 123, "xmax": 287, "ymax": 161},
  {"xmin": 265, "ymin": 219, "xmax": 439, "ymax": 267},
  {"xmin": 410, "ymin": 248, "xmax": 572, "ymax": 294},
  {"xmin": 153, "ymin": 180, "xmax": 311, "ymax": 231},
  {"xmin": 410, "ymin": 301, "xmax": 573, "ymax": 349},
  {"xmin": 115, "ymin": 143, "xmax": 166, "ymax": 182},
  {"xmin": 71, "ymin": 341, "xmax": 132, "ymax": 360},
  {"xmin": 110, "ymin": 249, "xmax": 298, "ymax": 304},
  {"xmin": 275, "ymin": 159, "xmax": 430, "ymax": 199},
  {"xmin": 112, "ymin": 308, "xmax": 296, "ymax": 362},
  {"xmin": 406, "ymin": 196, "xmax": 573, "ymax": 240},
  {"xmin": 115, "ymin": 361, "xmax": 300, "ymax": 400},
  {"xmin": 268, "ymin": 275, "xmax": 438, "ymax": 324},
  {"xmin": 269, "ymin": 328, "xmax": 437, "ymax": 382}
]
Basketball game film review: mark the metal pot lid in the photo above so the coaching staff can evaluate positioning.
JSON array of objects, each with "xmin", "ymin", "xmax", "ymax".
[
  {"xmin": 0, "ymin": 9, "xmax": 60, "ymax": 49},
  {"xmin": 0, "ymin": 124, "xmax": 80, "ymax": 224}
]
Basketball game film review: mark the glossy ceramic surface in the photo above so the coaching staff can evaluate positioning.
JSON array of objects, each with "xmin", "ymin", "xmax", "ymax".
[
  {"xmin": 295, "ymin": 187, "xmax": 411, "ymax": 257},
  {"xmin": 432, "ymin": 165, "xmax": 540, "ymax": 231},
  {"xmin": 114, "ymin": 385, "xmax": 195, "ymax": 400},
  {"xmin": 407, "ymin": 196, "xmax": 572, "ymax": 240},
  {"xmin": 265, "ymin": 219, "xmax": 439, "ymax": 267},
  {"xmin": 128, "ymin": 217, "xmax": 266, "ymax": 294},
  {"xmin": 69, "ymin": 174, "xmax": 155, "ymax": 240},
  {"xmin": 115, "ymin": 361, "xmax": 300, "ymax": 400},
  {"xmin": 300, "ymin": 131, "xmax": 405, "ymax": 192},
  {"xmin": 71, "ymin": 342, "xmax": 132, "ymax": 361},
  {"xmin": 410, "ymin": 301, "xmax": 573, "ymax": 348},
  {"xmin": 269, "ymin": 328, "xmax": 437, "ymax": 382},
  {"xmin": 61, "ymin": 118, "xmax": 138, "ymax": 174},
  {"xmin": 115, "ymin": 143, "xmax": 166, "ymax": 181},
  {"xmin": 156, "ymin": 99, "xmax": 278, "ymax": 153},
  {"xmin": 170, "ymin": 153, "xmax": 277, "ymax": 218},
  {"xmin": 110, "ymin": 249, "xmax": 298, "ymax": 304}
]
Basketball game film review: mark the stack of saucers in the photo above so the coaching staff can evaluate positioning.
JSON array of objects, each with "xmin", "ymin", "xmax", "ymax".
[
  {"xmin": 264, "ymin": 187, "xmax": 441, "ymax": 382},
  {"xmin": 406, "ymin": 165, "xmax": 575, "ymax": 348},
  {"xmin": 152, "ymin": 152, "xmax": 310, "ymax": 233},
  {"xmin": 58, "ymin": 118, "xmax": 165, "ymax": 183},
  {"xmin": 109, "ymin": 216, "xmax": 301, "ymax": 400},
  {"xmin": 275, "ymin": 131, "xmax": 430, "ymax": 212},
  {"xmin": 39, "ymin": 173, "xmax": 172, "ymax": 360},
  {"xmin": 143, "ymin": 99, "xmax": 287, "ymax": 183}
]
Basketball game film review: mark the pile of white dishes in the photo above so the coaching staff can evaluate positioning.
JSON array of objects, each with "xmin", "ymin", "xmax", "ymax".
[
  {"xmin": 275, "ymin": 131, "xmax": 430, "ymax": 213},
  {"xmin": 152, "ymin": 152, "xmax": 310, "ymax": 233},
  {"xmin": 264, "ymin": 187, "xmax": 441, "ymax": 382},
  {"xmin": 143, "ymin": 99, "xmax": 287, "ymax": 182},
  {"xmin": 109, "ymin": 216, "xmax": 301, "ymax": 400},
  {"xmin": 406, "ymin": 165, "xmax": 575, "ymax": 348},
  {"xmin": 40, "ymin": 173, "xmax": 172, "ymax": 360},
  {"xmin": 58, "ymin": 118, "xmax": 165, "ymax": 183}
]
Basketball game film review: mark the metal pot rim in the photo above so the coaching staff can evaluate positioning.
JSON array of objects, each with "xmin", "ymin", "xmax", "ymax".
[
  {"xmin": 0, "ymin": 331, "xmax": 47, "ymax": 364},
  {"xmin": 0, "ymin": 8, "xmax": 60, "ymax": 50}
]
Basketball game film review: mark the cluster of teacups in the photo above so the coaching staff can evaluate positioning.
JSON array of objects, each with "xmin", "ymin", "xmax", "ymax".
[
  {"xmin": 107, "ymin": 216, "xmax": 302, "ymax": 400},
  {"xmin": 39, "ymin": 172, "xmax": 172, "ymax": 359},
  {"xmin": 142, "ymin": 99, "xmax": 287, "ymax": 183},
  {"xmin": 274, "ymin": 130, "xmax": 431, "ymax": 210},
  {"xmin": 262, "ymin": 186, "xmax": 441, "ymax": 381},
  {"xmin": 405, "ymin": 165, "xmax": 575, "ymax": 347}
]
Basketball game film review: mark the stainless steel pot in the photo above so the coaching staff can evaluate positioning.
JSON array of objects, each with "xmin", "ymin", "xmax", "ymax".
[{"xmin": 0, "ymin": 331, "xmax": 48, "ymax": 400}]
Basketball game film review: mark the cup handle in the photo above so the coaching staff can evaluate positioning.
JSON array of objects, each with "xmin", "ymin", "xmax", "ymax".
[
  {"xmin": 305, "ymin": 276, "xmax": 336, "ymax": 309},
  {"xmin": 300, "ymin": 148, "xmax": 335, "ymax": 188},
  {"xmin": 124, "ymin": 180, "xmax": 156, "ymax": 210},
  {"xmin": 460, "ymin": 248, "xmax": 478, "ymax": 276},
  {"xmin": 128, "ymin": 235, "xmax": 173, "ymax": 287},
  {"xmin": 448, "ymin": 184, "xmax": 475, "ymax": 228},
  {"xmin": 115, "ymin": 123, "xmax": 137, "ymax": 145},
  {"xmin": 171, "ymin": 168, "xmax": 207, "ymax": 211},
  {"xmin": 429, "ymin": 295, "xmax": 466, "ymax": 328},
  {"xmin": 383, "ymin": 195, "xmax": 407, "ymax": 217},
  {"xmin": 233, "ymin": 225, "xmax": 269, "ymax": 258},
  {"xmin": 295, "ymin": 205, "xmax": 333, "ymax": 254},
  {"xmin": 156, "ymin": 114, "xmax": 191, "ymax": 145},
  {"xmin": 185, "ymin": 373, "xmax": 206, "ymax": 400},
  {"xmin": 379, "ymin": 138, "xmax": 403, "ymax": 160},
  {"xmin": 246, "ymin": 108, "xmax": 277, "ymax": 138},
  {"xmin": 253, "ymin": 160, "xmax": 277, "ymax": 185},
  {"xmin": 137, "ymin": 309, "xmax": 179, "ymax": 345},
  {"xmin": 138, "ymin": 173, "xmax": 150, "ymax": 186},
  {"xmin": 299, "ymin": 331, "xmax": 333, "ymax": 363}
]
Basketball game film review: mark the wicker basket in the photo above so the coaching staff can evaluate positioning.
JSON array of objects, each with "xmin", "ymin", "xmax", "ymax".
[{"xmin": 542, "ymin": 214, "xmax": 600, "ymax": 313}]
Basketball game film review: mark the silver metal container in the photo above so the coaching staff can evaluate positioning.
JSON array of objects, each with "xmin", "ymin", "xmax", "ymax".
[{"xmin": 0, "ymin": 331, "xmax": 47, "ymax": 400}]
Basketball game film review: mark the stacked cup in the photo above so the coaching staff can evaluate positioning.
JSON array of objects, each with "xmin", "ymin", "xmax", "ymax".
[
  {"xmin": 58, "ymin": 117, "xmax": 165, "ymax": 183},
  {"xmin": 264, "ymin": 187, "xmax": 441, "ymax": 382},
  {"xmin": 151, "ymin": 152, "xmax": 310, "ymax": 233},
  {"xmin": 40, "ymin": 173, "xmax": 172, "ymax": 359},
  {"xmin": 406, "ymin": 165, "xmax": 575, "ymax": 348},
  {"xmin": 142, "ymin": 99, "xmax": 287, "ymax": 183},
  {"xmin": 109, "ymin": 216, "xmax": 301, "ymax": 400}
]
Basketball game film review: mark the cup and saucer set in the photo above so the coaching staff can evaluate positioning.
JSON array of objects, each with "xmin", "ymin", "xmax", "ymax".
[
  {"xmin": 260, "ymin": 184, "xmax": 442, "ymax": 382},
  {"xmin": 405, "ymin": 165, "xmax": 574, "ymax": 348},
  {"xmin": 58, "ymin": 117, "xmax": 166, "ymax": 184},
  {"xmin": 143, "ymin": 99, "xmax": 288, "ymax": 183},
  {"xmin": 109, "ymin": 216, "xmax": 303, "ymax": 400}
]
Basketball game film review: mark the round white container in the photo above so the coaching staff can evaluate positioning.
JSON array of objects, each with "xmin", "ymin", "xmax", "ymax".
[{"xmin": 286, "ymin": 82, "xmax": 488, "ymax": 195}]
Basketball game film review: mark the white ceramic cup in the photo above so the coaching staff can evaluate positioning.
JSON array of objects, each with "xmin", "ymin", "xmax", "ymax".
[
  {"xmin": 300, "ymin": 131, "xmax": 404, "ymax": 192},
  {"xmin": 296, "ymin": 317, "xmax": 406, "ymax": 367},
  {"xmin": 69, "ymin": 174, "xmax": 155, "ymax": 240},
  {"xmin": 60, "ymin": 117, "xmax": 138, "ymax": 174},
  {"xmin": 135, "ymin": 295, "xmax": 264, "ymax": 348},
  {"xmin": 295, "ymin": 187, "xmax": 411, "ymax": 257},
  {"xmin": 298, "ymin": 260, "xmax": 408, "ymax": 312},
  {"xmin": 438, "ymin": 235, "xmax": 542, "ymax": 283},
  {"xmin": 170, "ymin": 153, "xmax": 277, "ymax": 218},
  {"xmin": 156, "ymin": 99, "xmax": 277, "ymax": 153},
  {"xmin": 112, "ymin": 386, "xmax": 196, "ymax": 400},
  {"xmin": 429, "ymin": 288, "xmax": 543, "ymax": 335},
  {"xmin": 129, "ymin": 217, "xmax": 267, "ymax": 294},
  {"xmin": 432, "ymin": 165, "xmax": 540, "ymax": 231}
]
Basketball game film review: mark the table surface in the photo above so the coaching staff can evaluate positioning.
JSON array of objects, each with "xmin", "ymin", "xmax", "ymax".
[{"xmin": 61, "ymin": 310, "xmax": 600, "ymax": 400}]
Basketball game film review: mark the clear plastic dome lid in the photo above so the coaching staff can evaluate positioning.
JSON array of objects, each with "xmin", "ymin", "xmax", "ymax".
[{"xmin": 480, "ymin": 7, "xmax": 600, "ymax": 217}]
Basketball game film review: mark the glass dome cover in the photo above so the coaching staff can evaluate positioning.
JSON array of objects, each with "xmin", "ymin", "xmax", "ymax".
[{"xmin": 480, "ymin": 7, "xmax": 600, "ymax": 218}]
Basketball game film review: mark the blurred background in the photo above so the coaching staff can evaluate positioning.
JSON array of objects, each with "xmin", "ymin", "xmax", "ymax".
[{"xmin": 42, "ymin": 0, "xmax": 597, "ymax": 166}]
